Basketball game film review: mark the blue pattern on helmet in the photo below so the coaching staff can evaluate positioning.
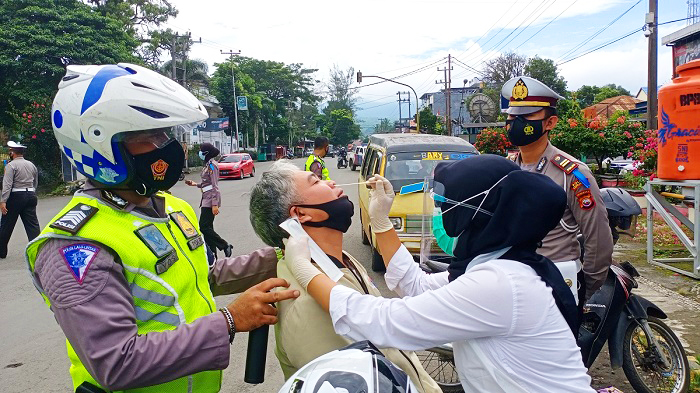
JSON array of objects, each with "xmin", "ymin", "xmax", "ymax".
[
  {"xmin": 63, "ymin": 141, "xmax": 128, "ymax": 185},
  {"xmin": 80, "ymin": 65, "xmax": 131, "ymax": 115},
  {"xmin": 53, "ymin": 110, "xmax": 63, "ymax": 128}
]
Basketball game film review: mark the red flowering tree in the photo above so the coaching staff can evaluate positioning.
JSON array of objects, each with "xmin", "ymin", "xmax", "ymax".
[
  {"xmin": 550, "ymin": 108, "xmax": 645, "ymax": 173},
  {"xmin": 626, "ymin": 129, "xmax": 659, "ymax": 184},
  {"xmin": 9, "ymin": 97, "xmax": 62, "ymax": 189},
  {"xmin": 474, "ymin": 127, "xmax": 513, "ymax": 156}
]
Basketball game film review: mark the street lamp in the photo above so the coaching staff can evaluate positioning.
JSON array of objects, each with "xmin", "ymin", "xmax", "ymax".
[
  {"xmin": 356, "ymin": 71, "xmax": 420, "ymax": 133},
  {"xmin": 221, "ymin": 49, "xmax": 241, "ymax": 153}
]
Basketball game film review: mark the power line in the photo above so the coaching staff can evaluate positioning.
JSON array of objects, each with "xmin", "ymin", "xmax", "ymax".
[
  {"xmin": 555, "ymin": 0, "xmax": 641, "ymax": 63},
  {"xmin": 512, "ymin": 0, "xmax": 579, "ymax": 51},
  {"xmin": 357, "ymin": 101, "xmax": 397, "ymax": 111},
  {"xmin": 557, "ymin": 27, "xmax": 642, "ymax": 65},
  {"xmin": 454, "ymin": 0, "xmax": 521, "ymax": 60}
]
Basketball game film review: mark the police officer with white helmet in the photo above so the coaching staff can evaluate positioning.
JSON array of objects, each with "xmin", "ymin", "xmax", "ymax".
[{"xmin": 26, "ymin": 64, "xmax": 299, "ymax": 392}]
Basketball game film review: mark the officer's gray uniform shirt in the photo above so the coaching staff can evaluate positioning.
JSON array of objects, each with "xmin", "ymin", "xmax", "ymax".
[
  {"xmin": 1, "ymin": 157, "xmax": 38, "ymax": 202},
  {"xmin": 517, "ymin": 143, "xmax": 613, "ymax": 297}
]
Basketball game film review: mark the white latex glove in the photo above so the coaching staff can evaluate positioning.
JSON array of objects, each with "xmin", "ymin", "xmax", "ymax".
[
  {"xmin": 283, "ymin": 236, "xmax": 322, "ymax": 290},
  {"xmin": 367, "ymin": 174, "xmax": 395, "ymax": 233}
]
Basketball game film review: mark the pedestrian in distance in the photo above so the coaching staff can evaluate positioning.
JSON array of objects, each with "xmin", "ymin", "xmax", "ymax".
[
  {"xmin": 305, "ymin": 136, "xmax": 331, "ymax": 181},
  {"xmin": 185, "ymin": 142, "xmax": 233, "ymax": 259},
  {"xmin": 26, "ymin": 63, "xmax": 299, "ymax": 393},
  {"xmin": 501, "ymin": 76, "xmax": 613, "ymax": 305},
  {"xmin": 0, "ymin": 141, "xmax": 40, "ymax": 259}
]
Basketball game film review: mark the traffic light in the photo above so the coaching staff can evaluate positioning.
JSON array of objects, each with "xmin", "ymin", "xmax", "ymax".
[{"xmin": 356, "ymin": 71, "xmax": 362, "ymax": 83}]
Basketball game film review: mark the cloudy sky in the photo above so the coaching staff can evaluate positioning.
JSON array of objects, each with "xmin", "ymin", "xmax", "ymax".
[{"xmin": 164, "ymin": 0, "xmax": 688, "ymax": 121}]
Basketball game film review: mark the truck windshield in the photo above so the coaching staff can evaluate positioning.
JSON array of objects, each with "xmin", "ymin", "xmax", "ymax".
[{"xmin": 384, "ymin": 151, "xmax": 476, "ymax": 191}]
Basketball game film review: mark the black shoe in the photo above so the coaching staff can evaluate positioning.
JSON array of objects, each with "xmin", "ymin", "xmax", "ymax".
[{"xmin": 224, "ymin": 244, "xmax": 233, "ymax": 258}]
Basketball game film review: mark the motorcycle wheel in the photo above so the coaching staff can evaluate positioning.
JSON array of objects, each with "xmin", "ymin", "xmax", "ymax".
[
  {"xmin": 622, "ymin": 316, "xmax": 690, "ymax": 393},
  {"xmin": 416, "ymin": 350, "xmax": 463, "ymax": 393}
]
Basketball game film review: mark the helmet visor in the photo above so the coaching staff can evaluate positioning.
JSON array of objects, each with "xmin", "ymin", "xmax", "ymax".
[{"xmin": 119, "ymin": 127, "xmax": 176, "ymax": 150}]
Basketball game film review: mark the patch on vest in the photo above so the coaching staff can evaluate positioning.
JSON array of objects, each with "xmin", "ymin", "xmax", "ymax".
[
  {"xmin": 60, "ymin": 243, "xmax": 100, "ymax": 284},
  {"xmin": 50, "ymin": 204, "xmax": 98, "ymax": 234},
  {"xmin": 101, "ymin": 190, "xmax": 129, "ymax": 209},
  {"xmin": 155, "ymin": 252, "xmax": 178, "ymax": 275},
  {"xmin": 134, "ymin": 224, "xmax": 175, "ymax": 258},
  {"xmin": 170, "ymin": 212, "xmax": 198, "ymax": 239},
  {"xmin": 187, "ymin": 236, "xmax": 204, "ymax": 250}
]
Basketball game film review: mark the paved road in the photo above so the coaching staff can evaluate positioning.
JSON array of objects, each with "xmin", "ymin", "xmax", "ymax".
[{"xmin": 1, "ymin": 157, "xmax": 698, "ymax": 392}]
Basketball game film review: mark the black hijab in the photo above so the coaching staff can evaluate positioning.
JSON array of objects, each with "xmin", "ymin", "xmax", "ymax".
[
  {"xmin": 200, "ymin": 143, "xmax": 220, "ymax": 163},
  {"xmin": 435, "ymin": 154, "xmax": 578, "ymax": 335}
]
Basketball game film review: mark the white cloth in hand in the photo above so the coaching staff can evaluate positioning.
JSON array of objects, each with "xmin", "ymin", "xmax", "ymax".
[
  {"xmin": 367, "ymin": 175, "xmax": 395, "ymax": 233},
  {"xmin": 283, "ymin": 236, "xmax": 322, "ymax": 290}
]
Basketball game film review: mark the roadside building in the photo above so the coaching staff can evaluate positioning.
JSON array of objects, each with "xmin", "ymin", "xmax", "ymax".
[
  {"xmin": 662, "ymin": 22, "xmax": 700, "ymax": 78},
  {"xmin": 583, "ymin": 95, "xmax": 642, "ymax": 120}
]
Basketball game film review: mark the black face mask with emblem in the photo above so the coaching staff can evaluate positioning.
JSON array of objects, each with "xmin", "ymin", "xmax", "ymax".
[
  {"xmin": 506, "ymin": 115, "xmax": 545, "ymax": 146},
  {"xmin": 128, "ymin": 138, "xmax": 185, "ymax": 197}
]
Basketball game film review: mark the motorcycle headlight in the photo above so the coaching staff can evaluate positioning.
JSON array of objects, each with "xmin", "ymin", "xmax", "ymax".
[{"xmin": 389, "ymin": 217, "xmax": 403, "ymax": 231}]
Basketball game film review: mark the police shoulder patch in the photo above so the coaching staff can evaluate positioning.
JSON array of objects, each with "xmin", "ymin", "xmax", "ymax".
[
  {"xmin": 50, "ymin": 204, "xmax": 98, "ymax": 234},
  {"xmin": 60, "ymin": 243, "xmax": 100, "ymax": 284},
  {"xmin": 551, "ymin": 154, "xmax": 579, "ymax": 174},
  {"xmin": 576, "ymin": 189, "xmax": 595, "ymax": 210}
]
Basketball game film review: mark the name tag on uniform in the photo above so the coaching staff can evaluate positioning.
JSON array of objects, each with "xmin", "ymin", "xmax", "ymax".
[{"xmin": 134, "ymin": 224, "xmax": 178, "ymax": 274}]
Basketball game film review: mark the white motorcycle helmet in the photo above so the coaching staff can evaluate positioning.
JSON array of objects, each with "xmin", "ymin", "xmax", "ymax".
[
  {"xmin": 279, "ymin": 341, "xmax": 418, "ymax": 393},
  {"xmin": 51, "ymin": 63, "xmax": 207, "ymax": 194}
]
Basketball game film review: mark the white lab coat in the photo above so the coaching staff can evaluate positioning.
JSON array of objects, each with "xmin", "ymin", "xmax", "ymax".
[{"xmin": 328, "ymin": 245, "xmax": 594, "ymax": 393}]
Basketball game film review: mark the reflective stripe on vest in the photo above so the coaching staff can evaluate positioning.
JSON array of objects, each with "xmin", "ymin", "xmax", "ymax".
[
  {"xmin": 26, "ymin": 192, "xmax": 221, "ymax": 393},
  {"xmin": 305, "ymin": 155, "xmax": 330, "ymax": 180}
]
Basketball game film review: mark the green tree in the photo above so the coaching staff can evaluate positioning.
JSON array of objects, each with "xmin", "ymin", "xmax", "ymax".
[
  {"xmin": 418, "ymin": 107, "xmax": 445, "ymax": 135},
  {"xmin": 523, "ymin": 56, "xmax": 568, "ymax": 96},
  {"xmin": 373, "ymin": 118, "xmax": 393, "ymax": 133},
  {"xmin": 210, "ymin": 57, "xmax": 320, "ymax": 146},
  {"xmin": 324, "ymin": 109, "xmax": 361, "ymax": 146},
  {"xmin": 324, "ymin": 65, "xmax": 356, "ymax": 115},
  {"xmin": 159, "ymin": 58, "xmax": 210, "ymax": 89},
  {"xmin": 0, "ymin": 0, "xmax": 139, "ymax": 127},
  {"xmin": 483, "ymin": 52, "xmax": 527, "ymax": 88},
  {"xmin": 81, "ymin": 0, "xmax": 178, "ymax": 68},
  {"xmin": 594, "ymin": 84, "xmax": 631, "ymax": 104}
]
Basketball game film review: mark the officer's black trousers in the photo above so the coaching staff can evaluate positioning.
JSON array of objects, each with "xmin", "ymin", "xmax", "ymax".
[
  {"xmin": 0, "ymin": 191, "xmax": 40, "ymax": 258},
  {"xmin": 199, "ymin": 207, "xmax": 228, "ymax": 254}
]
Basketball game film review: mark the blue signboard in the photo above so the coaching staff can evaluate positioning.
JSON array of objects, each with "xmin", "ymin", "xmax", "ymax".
[
  {"xmin": 237, "ymin": 96, "xmax": 248, "ymax": 111},
  {"xmin": 194, "ymin": 117, "xmax": 230, "ymax": 133}
]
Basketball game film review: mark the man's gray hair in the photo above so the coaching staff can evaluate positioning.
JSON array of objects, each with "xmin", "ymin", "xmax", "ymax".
[{"xmin": 249, "ymin": 160, "xmax": 302, "ymax": 248}]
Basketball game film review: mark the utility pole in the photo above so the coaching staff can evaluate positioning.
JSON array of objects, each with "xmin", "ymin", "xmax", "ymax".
[
  {"xmin": 397, "ymin": 92, "xmax": 403, "ymax": 131},
  {"xmin": 397, "ymin": 92, "xmax": 411, "ymax": 132},
  {"xmin": 182, "ymin": 32, "xmax": 202, "ymax": 89},
  {"xmin": 221, "ymin": 50, "xmax": 242, "ymax": 153},
  {"xmin": 647, "ymin": 0, "xmax": 658, "ymax": 129},
  {"xmin": 437, "ymin": 55, "xmax": 453, "ymax": 135},
  {"xmin": 171, "ymin": 33, "xmax": 178, "ymax": 80}
]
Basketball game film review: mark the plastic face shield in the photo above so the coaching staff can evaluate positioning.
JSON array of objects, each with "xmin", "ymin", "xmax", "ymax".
[{"xmin": 420, "ymin": 178, "xmax": 455, "ymax": 268}]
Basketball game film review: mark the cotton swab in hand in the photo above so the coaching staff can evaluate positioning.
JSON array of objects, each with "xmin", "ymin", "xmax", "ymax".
[{"xmin": 334, "ymin": 181, "xmax": 371, "ymax": 187}]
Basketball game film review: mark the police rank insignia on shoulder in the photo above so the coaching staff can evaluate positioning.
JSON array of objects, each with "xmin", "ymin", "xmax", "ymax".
[
  {"xmin": 536, "ymin": 157, "xmax": 547, "ymax": 172},
  {"xmin": 576, "ymin": 189, "xmax": 595, "ymax": 210},
  {"xmin": 101, "ymin": 190, "xmax": 129, "ymax": 209},
  {"xmin": 551, "ymin": 154, "xmax": 578, "ymax": 174},
  {"xmin": 570, "ymin": 179, "xmax": 583, "ymax": 191},
  {"xmin": 169, "ymin": 212, "xmax": 204, "ymax": 250},
  {"xmin": 50, "ymin": 203, "xmax": 98, "ymax": 234},
  {"xmin": 60, "ymin": 243, "xmax": 100, "ymax": 284},
  {"xmin": 134, "ymin": 224, "xmax": 178, "ymax": 274}
]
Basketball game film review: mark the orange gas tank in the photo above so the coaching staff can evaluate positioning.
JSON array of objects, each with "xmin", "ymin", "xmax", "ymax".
[{"xmin": 658, "ymin": 59, "xmax": 700, "ymax": 180}]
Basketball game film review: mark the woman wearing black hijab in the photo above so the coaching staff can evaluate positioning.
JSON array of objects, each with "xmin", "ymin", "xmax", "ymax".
[
  {"xmin": 185, "ymin": 143, "xmax": 232, "ymax": 258},
  {"xmin": 284, "ymin": 155, "xmax": 593, "ymax": 393}
]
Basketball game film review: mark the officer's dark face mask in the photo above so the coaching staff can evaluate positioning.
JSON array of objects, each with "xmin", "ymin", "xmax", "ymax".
[
  {"xmin": 506, "ymin": 115, "xmax": 546, "ymax": 146},
  {"xmin": 296, "ymin": 196, "xmax": 354, "ymax": 233},
  {"xmin": 129, "ymin": 138, "xmax": 184, "ymax": 196}
]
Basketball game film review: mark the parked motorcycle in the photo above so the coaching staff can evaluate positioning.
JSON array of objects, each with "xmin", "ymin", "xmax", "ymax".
[
  {"xmin": 286, "ymin": 150, "xmax": 295, "ymax": 160},
  {"xmin": 418, "ymin": 188, "xmax": 690, "ymax": 393},
  {"xmin": 337, "ymin": 151, "xmax": 348, "ymax": 169}
]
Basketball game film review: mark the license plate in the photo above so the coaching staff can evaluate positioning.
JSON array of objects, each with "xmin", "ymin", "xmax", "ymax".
[{"xmin": 221, "ymin": 171, "xmax": 229, "ymax": 175}]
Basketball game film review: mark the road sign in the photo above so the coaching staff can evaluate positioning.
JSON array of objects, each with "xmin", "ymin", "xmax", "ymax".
[{"xmin": 237, "ymin": 96, "xmax": 248, "ymax": 111}]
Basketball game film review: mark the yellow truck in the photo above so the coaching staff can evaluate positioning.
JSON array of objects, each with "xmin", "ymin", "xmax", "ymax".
[{"xmin": 358, "ymin": 133, "xmax": 478, "ymax": 271}]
